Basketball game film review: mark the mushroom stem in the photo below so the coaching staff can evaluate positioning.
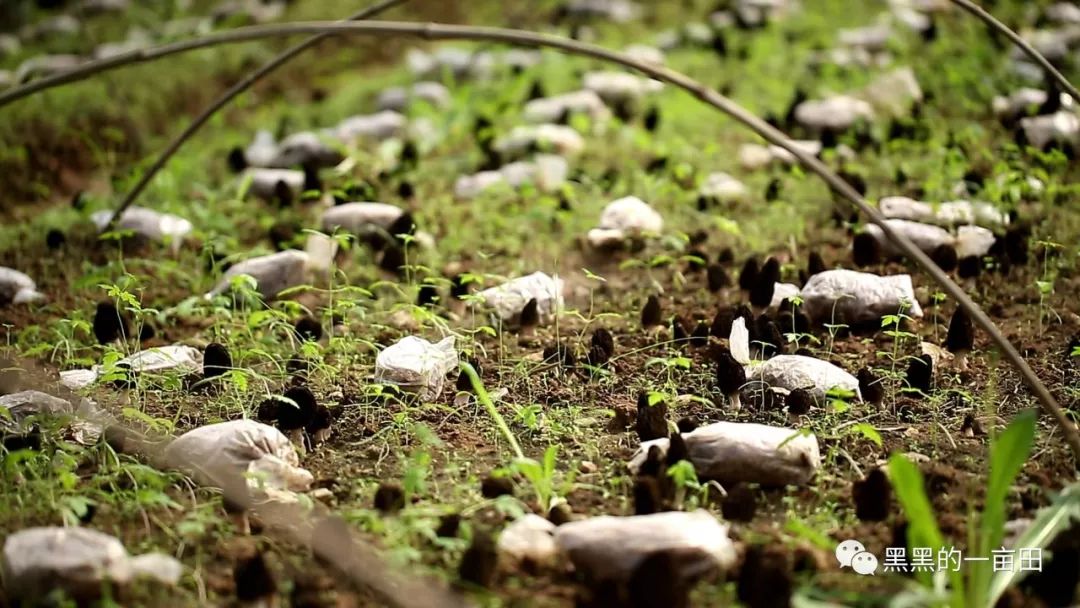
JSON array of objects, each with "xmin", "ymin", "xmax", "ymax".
[
  {"xmin": 729, "ymin": 393, "xmax": 741, "ymax": 411},
  {"xmin": 956, "ymin": 352, "xmax": 969, "ymax": 372}
]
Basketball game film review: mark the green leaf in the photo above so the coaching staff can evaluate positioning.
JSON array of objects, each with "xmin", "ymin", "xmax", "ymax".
[
  {"xmin": 888, "ymin": 453, "xmax": 952, "ymax": 590},
  {"xmin": 988, "ymin": 481, "xmax": 1080, "ymax": 604},
  {"xmin": 847, "ymin": 423, "xmax": 883, "ymax": 448},
  {"xmin": 974, "ymin": 411, "xmax": 1037, "ymax": 606}
]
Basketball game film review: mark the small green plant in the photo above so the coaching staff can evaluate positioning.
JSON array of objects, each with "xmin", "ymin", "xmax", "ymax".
[{"xmin": 889, "ymin": 410, "xmax": 1053, "ymax": 607}]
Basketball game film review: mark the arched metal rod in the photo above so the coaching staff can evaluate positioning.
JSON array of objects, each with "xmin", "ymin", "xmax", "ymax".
[
  {"xmin": 1, "ymin": 20, "xmax": 1076, "ymax": 462},
  {"xmin": 104, "ymin": 0, "xmax": 408, "ymax": 232},
  {"xmin": 950, "ymin": 0, "xmax": 1080, "ymax": 105}
]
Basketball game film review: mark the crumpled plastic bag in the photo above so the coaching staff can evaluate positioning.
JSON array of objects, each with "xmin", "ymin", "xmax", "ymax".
[
  {"xmin": 0, "ymin": 391, "xmax": 106, "ymax": 440},
  {"xmin": 794, "ymin": 95, "xmax": 874, "ymax": 132},
  {"xmin": 321, "ymin": 202, "xmax": 404, "ymax": 234},
  {"xmin": 860, "ymin": 67, "xmax": 923, "ymax": 118},
  {"xmin": 244, "ymin": 167, "xmax": 304, "ymax": 201},
  {"xmin": 699, "ymin": 172, "xmax": 749, "ymax": 204},
  {"xmin": 2, "ymin": 527, "xmax": 182, "ymax": 601},
  {"xmin": 165, "ymin": 419, "xmax": 313, "ymax": 492},
  {"xmin": 1020, "ymin": 110, "xmax": 1080, "ymax": 150},
  {"xmin": 769, "ymin": 282, "xmax": 801, "ymax": 309},
  {"xmin": 586, "ymin": 196, "xmax": 663, "ymax": 247},
  {"xmin": 406, "ymin": 47, "xmax": 494, "ymax": 80},
  {"xmin": 206, "ymin": 234, "xmax": 337, "ymax": 300},
  {"xmin": 738, "ymin": 140, "xmax": 822, "ymax": 170},
  {"xmin": 476, "ymin": 272, "xmax": 564, "ymax": 325},
  {"xmin": 629, "ymin": 422, "xmax": 820, "ymax": 486},
  {"xmin": 332, "ymin": 110, "xmax": 407, "ymax": 143},
  {"xmin": 992, "ymin": 88, "xmax": 1050, "ymax": 121},
  {"xmin": 376, "ymin": 81, "xmax": 451, "ymax": 112},
  {"xmin": 90, "ymin": 206, "xmax": 192, "ymax": 252},
  {"xmin": 374, "ymin": 336, "xmax": 459, "ymax": 401},
  {"xmin": 497, "ymin": 514, "xmax": 558, "ymax": 568},
  {"xmin": 454, "ymin": 155, "xmax": 568, "ymax": 199},
  {"xmin": 272, "ymin": 131, "xmax": 343, "ymax": 169},
  {"xmin": 799, "ymin": 269, "xmax": 923, "ymax": 324},
  {"xmin": 878, "ymin": 196, "xmax": 1009, "ymax": 227},
  {"xmin": 564, "ymin": 0, "xmax": 642, "ymax": 22},
  {"xmin": 866, "ymin": 218, "xmax": 953, "ymax": 256},
  {"xmin": 493, "ymin": 124, "xmax": 585, "ymax": 159},
  {"xmin": 838, "ymin": 23, "xmax": 892, "ymax": 51},
  {"xmin": 553, "ymin": 510, "xmax": 736, "ymax": 582},
  {"xmin": 749, "ymin": 354, "xmax": 862, "ymax": 402},
  {"xmin": 524, "ymin": 90, "xmax": 611, "ymax": 124},
  {"xmin": 0, "ymin": 267, "xmax": 43, "ymax": 305},
  {"xmin": 583, "ymin": 71, "xmax": 663, "ymax": 103},
  {"xmin": 60, "ymin": 345, "xmax": 203, "ymax": 390}
]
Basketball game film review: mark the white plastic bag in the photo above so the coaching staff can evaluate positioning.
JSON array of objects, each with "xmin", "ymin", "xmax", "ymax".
[
  {"xmin": 749, "ymin": 354, "xmax": 862, "ymax": 402},
  {"xmin": 244, "ymin": 167, "xmax": 304, "ymax": 200},
  {"xmin": 866, "ymin": 218, "xmax": 953, "ymax": 256},
  {"xmin": 524, "ymin": 90, "xmax": 611, "ymax": 124},
  {"xmin": 454, "ymin": 155, "xmax": 568, "ymax": 199},
  {"xmin": 553, "ymin": 510, "xmax": 736, "ymax": 582},
  {"xmin": 377, "ymin": 81, "xmax": 451, "ymax": 112},
  {"xmin": 60, "ymin": 345, "xmax": 202, "ymax": 390},
  {"xmin": 583, "ymin": 71, "xmax": 663, "ymax": 103},
  {"xmin": 878, "ymin": 196, "xmax": 1009, "ymax": 227},
  {"xmin": 374, "ymin": 336, "xmax": 459, "ymax": 401},
  {"xmin": 587, "ymin": 196, "xmax": 663, "ymax": 247},
  {"xmin": 628, "ymin": 421, "xmax": 821, "ymax": 486},
  {"xmin": 333, "ymin": 110, "xmax": 407, "ymax": 143},
  {"xmin": 476, "ymin": 272, "xmax": 564, "ymax": 325},
  {"xmin": 206, "ymin": 234, "xmax": 336, "ymax": 300},
  {"xmin": 0, "ymin": 390, "xmax": 77, "ymax": 430},
  {"xmin": 1020, "ymin": 110, "xmax": 1080, "ymax": 150},
  {"xmin": 0, "ymin": 267, "xmax": 43, "ymax": 304},
  {"xmin": 699, "ymin": 172, "xmax": 749, "ymax": 204},
  {"xmin": 493, "ymin": 124, "xmax": 585, "ymax": 159},
  {"xmin": 799, "ymin": 269, "xmax": 923, "ymax": 324},
  {"xmin": 2, "ymin": 527, "xmax": 182, "ymax": 601},
  {"xmin": 165, "ymin": 419, "xmax": 313, "ymax": 491},
  {"xmin": 321, "ymin": 202, "xmax": 404, "ymax": 234},
  {"xmin": 90, "ymin": 206, "xmax": 192, "ymax": 252},
  {"xmin": 498, "ymin": 514, "xmax": 558, "ymax": 567},
  {"xmin": 794, "ymin": 95, "xmax": 874, "ymax": 132}
]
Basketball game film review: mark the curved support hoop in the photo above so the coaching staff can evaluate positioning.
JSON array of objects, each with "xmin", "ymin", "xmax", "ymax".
[
  {"xmin": 949, "ymin": 0, "xmax": 1080, "ymax": 105},
  {"xmin": 104, "ymin": 0, "xmax": 408, "ymax": 232},
  {"xmin": 1, "ymin": 20, "xmax": 1076, "ymax": 462}
]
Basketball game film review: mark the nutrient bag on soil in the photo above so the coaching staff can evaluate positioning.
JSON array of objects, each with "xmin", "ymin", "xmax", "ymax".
[
  {"xmin": 2, "ymin": 527, "xmax": 182, "ymax": 602},
  {"xmin": 865, "ymin": 218, "xmax": 997, "ymax": 258},
  {"xmin": 165, "ymin": 419, "xmax": 313, "ymax": 492},
  {"xmin": 860, "ymin": 67, "xmax": 923, "ymax": 118},
  {"xmin": 583, "ymin": 71, "xmax": 663, "ymax": 104},
  {"xmin": 878, "ymin": 196, "xmax": 1009, "ymax": 227},
  {"xmin": 553, "ymin": 510, "xmax": 736, "ymax": 582},
  {"xmin": 799, "ymin": 269, "xmax": 923, "ymax": 324},
  {"xmin": 497, "ymin": 514, "xmax": 558, "ymax": 568},
  {"xmin": 738, "ymin": 140, "xmax": 822, "ymax": 170},
  {"xmin": 524, "ymin": 90, "xmax": 611, "ymax": 124},
  {"xmin": 90, "ymin": 206, "xmax": 193, "ymax": 252},
  {"xmin": 332, "ymin": 110, "xmax": 407, "ymax": 144},
  {"xmin": 374, "ymin": 336, "xmax": 459, "ymax": 401},
  {"xmin": 699, "ymin": 172, "xmax": 749, "ymax": 204},
  {"xmin": 60, "ymin": 344, "xmax": 203, "ymax": 390},
  {"xmin": 243, "ymin": 167, "xmax": 304, "ymax": 201},
  {"xmin": 586, "ymin": 196, "xmax": 664, "ymax": 248},
  {"xmin": 454, "ymin": 155, "xmax": 568, "ymax": 200},
  {"xmin": 0, "ymin": 390, "xmax": 107, "ymax": 443},
  {"xmin": 629, "ymin": 421, "xmax": 821, "ymax": 486},
  {"xmin": 0, "ymin": 266, "xmax": 43, "ymax": 304},
  {"xmin": 1020, "ymin": 111, "xmax": 1080, "ymax": 151},
  {"xmin": 271, "ymin": 132, "xmax": 343, "ymax": 169},
  {"xmin": 321, "ymin": 202, "xmax": 404, "ymax": 235},
  {"xmin": 748, "ymin": 355, "xmax": 862, "ymax": 403},
  {"xmin": 794, "ymin": 95, "xmax": 874, "ymax": 133},
  {"xmin": 205, "ymin": 233, "xmax": 337, "ymax": 300},
  {"xmin": 476, "ymin": 272, "xmax": 564, "ymax": 325},
  {"xmin": 376, "ymin": 81, "xmax": 451, "ymax": 112},
  {"xmin": 493, "ymin": 124, "xmax": 585, "ymax": 159}
]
